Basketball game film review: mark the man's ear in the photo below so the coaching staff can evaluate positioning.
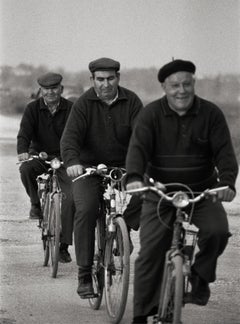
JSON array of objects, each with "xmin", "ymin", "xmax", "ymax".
[
  {"xmin": 61, "ymin": 85, "xmax": 64, "ymax": 93},
  {"xmin": 161, "ymin": 82, "xmax": 166, "ymax": 92}
]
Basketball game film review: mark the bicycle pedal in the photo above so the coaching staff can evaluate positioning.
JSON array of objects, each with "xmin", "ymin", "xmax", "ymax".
[
  {"xmin": 113, "ymin": 248, "xmax": 120, "ymax": 256},
  {"xmin": 80, "ymin": 293, "xmax": 99, "ymax": 299}
]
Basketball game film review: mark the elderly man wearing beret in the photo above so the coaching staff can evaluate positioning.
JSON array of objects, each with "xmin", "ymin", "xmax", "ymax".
[
  {"xmin": 60, "ymin": 57, "xmax": 143, "ymax": 298},
  {"xmin": 125, "ymin": 59, "xmax": 238, "ymax": 323},
  {"xmin": 17, "ymin": 72, "xmax": 75, "ymax": 263}
]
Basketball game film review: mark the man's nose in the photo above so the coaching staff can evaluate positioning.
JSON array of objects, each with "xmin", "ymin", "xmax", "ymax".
[
  {"xmin": 103, "ymin": 79, "xmax": 110, "ymax": 87},
  {"xmin": 179, "ymin": 84, "xmax": 185, "ymax": 92}
]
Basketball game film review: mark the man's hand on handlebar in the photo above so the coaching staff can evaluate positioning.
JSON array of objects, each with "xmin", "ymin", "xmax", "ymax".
[
  {"xmin": 126, "ymin": 181, "xmax": 144, "ymax": 195},
  {"xmin": 18, "ymin": 152, "xmax": 30, "ymax": 162},
  {"xmin": 215, "ymin": 187, "xmax": 236, "ymax": 202},
  {"xmin": 66, "ymin": 164, "xmax": 84, "ymax": 178}
]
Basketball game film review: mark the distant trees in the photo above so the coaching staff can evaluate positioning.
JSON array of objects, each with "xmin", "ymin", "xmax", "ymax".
[{"xmin": 0, "ymin": 63, "xmax": 239, "ymax": 159}]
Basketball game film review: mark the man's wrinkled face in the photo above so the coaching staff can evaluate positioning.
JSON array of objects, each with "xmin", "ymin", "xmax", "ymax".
[
  {"xmin": 41, "ymin": 85, "xmax": 63, "ymax": 105},
  {"xmin": 162, "ymin": 72, "xmax": 195, "ymax": 115},
  {"xmin": 91, "ymin": 71, "xmax": 119, "ymax": 101}
]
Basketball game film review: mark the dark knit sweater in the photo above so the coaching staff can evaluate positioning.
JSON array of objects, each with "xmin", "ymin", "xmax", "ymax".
[
  {"xmin": 61, "ymin": 86, "xmax": 143, "ymax": 167},
  {"xmin": 17, "ymin": 97, "xmax": 73, "ymax": 157},
  {"xmin": 126, "ymin": 95, "xmax": 238, "ymax": 191}
]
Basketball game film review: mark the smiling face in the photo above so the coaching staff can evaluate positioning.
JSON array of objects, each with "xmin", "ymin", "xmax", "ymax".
[
  {"xmin": 40, "ymin": 85, "xmax": 63, "ymax": 105},
  {"xmin": 91, "ymin": 70, "xmax": 120, "ymax": 102},
  {"xmin": 162, "ymin": 71, "xmax": 195, "ymax": 115}
]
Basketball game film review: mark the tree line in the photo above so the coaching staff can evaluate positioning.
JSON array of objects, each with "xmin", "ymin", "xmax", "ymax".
[{"xmin": 1, "ymin": 63, "xmax": 239, "ymax": 159}]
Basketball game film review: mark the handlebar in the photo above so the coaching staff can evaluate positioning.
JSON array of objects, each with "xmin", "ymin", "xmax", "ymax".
[
  {"xmin": 126, "ymin": 184, "xmax": 229, "ymax": 208},
  {"xmin": 72, "ymin": 164, "xmax": 126, "ymax": 183},
  {"xmin": 17, "ymin": 152, "xmax": 63, "ymax": 170}
]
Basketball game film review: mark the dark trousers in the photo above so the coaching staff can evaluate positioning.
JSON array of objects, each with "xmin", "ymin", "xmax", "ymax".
[
  {"xmin": 133, "ymin": 195, "xmax": 230, "ymax": 317},
  {"xmin": 19, "ymin": 159, "xmax": 75, "ymax": 245},
  {"xmin": 72, "ymin": 176, "xmax": 141, "ymax": 275}
]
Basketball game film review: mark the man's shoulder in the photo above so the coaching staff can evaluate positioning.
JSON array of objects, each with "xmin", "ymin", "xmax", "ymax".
[
  {"xmin": 145, "ymin": 97, "xmax": 164, "ymax": 110},
  {"xmin": 197, "ymin": 96, "xmax": 223, "ymax": 115},
  {"xmin": 61, "ymin": 96, "xmax": 73, "ymax": 106},
  {"xmin": 24, "ymin": 98, "xmax": 41, "ymax": 113},
  {"xmin": 118, "ymin": 86, "xmax": 141, "ymax": 99}
]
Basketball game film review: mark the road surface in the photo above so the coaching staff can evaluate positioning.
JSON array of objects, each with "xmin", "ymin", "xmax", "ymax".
[{"xmin": 0, "ymin": 114, "xmax": 240, "ymax": 324}]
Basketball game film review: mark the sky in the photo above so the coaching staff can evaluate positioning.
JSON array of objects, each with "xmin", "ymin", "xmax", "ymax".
[{"xmin": 0, "ymin": 0, "xmax": 240, "ymax": 77}]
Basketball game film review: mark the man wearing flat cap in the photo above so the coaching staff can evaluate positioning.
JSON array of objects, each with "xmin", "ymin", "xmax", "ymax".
[
  {"xmin": 61, "ymin": 57, "xmax": 143, "ymax": 298},
  {"xmin": 17, "ymin": 72, "xmax": 75, "ymax": 263},
  {"xmin": 125, "ymin": 59, "xmax": 238, "ymax": 323}
]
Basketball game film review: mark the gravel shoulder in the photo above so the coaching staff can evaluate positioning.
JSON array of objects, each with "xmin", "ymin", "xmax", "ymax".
[{"xmin": 0, "ymin": 115, "xmax": 240, "ymax": 324}]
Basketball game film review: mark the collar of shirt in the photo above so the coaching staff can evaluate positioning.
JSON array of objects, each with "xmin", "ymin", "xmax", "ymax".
[
  {"xmin": 42, "ymin": 98, "xmax": 61, "ymax": 115},
  {"xmin": 86, "ymin": 86, "xmax": 128, "ymax": 103},
  {"xmin": 95, "ymin": 90, "xmax": 118, "ymax": 105}
]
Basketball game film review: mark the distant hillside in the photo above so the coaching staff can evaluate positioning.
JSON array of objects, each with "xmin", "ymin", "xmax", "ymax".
[{"xmin": 1, "ymin": 64, "xmax": 239, "ymax": 160}]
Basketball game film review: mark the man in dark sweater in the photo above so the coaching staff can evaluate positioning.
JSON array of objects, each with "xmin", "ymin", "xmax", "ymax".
[
  {"xmin": 60, "ymin": 57, "xmax": 143, "ymax": 298},
  {"xmin": 17, "ymin": 72, "xmax": 75, "ymax": 263},
  {"xmin": 125, "ymin": 59, "xmax": 239, "ymax": 324}
]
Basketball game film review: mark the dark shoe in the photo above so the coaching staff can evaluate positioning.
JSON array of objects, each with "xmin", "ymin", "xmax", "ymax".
[
  {"xmin": 77, "ymin": 274, "xmax": 95, "ymax": 299},
  {"xmin": 29, "ymin": 204, "xmax": 42, "ymax": 219},
  {"xmin": 59, "ymin": 248, "xmax": 72, "ymax": 263},
  {"xmin": 132, "ymin": 316, "xmax": 147, "ymax": 324},
  {"xmin": 185, "ymin": 272, "xmax": 211, "ymax": 306}
]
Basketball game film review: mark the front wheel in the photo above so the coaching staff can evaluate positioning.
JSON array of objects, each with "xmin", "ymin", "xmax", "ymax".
[
  {"xmin": 158, "ymin": 254, "xmax": 183, "ymax": 324},
  {"xmin": 89, "ymin": 216, "xmax": 105, "ymax": 310},
  {"xmin": 42, "ymin": 193, "xmax": 50, "ymax": 266},
  {"xmin": 48, "ymin": 193, "xmax": 61, "ymax": 278},
  {"xmin": 104, "ymin": 216, "xmax": 130, "ymax": 324}
]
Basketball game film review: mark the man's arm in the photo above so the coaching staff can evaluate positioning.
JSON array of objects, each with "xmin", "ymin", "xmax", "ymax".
[
  {"xmin": 60, "ymin": 102, "xmax": 87, "ymax": 170},
  {"xmin": 210, "ymin": 107, "xmax": 239, "ymax": 194},
  {"xmin": 17, "ymin": 104, "xmax": 35, "ymax": 155}
]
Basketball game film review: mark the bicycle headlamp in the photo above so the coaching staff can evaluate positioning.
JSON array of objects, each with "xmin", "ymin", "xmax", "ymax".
[
  {"xmin": 97, "ymin": 164, "xmax": 108, "ymax": 173},
  {"xmin": 109, "ymin": 168, "xmax": 124, "ymax": 181},
  {"xmin": 172, "ymin": 191, "xmax": 189, "ymax": 208},
  {"xmin": 50, "ymin": 158, "xmax": 61, "ymax": 170}
]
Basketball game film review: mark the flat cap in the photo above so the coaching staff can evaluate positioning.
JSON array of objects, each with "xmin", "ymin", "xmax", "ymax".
[
  {"xmin": 37, "ymin": 72, "xmax": 63, "ymax": 88},
  {"xmin": 89, "ymin": 57, "xmax": 120, "ymax": 73},
  {"xmin": 158, "ymin": 59, "xmax": 196, "ymax": 83}
]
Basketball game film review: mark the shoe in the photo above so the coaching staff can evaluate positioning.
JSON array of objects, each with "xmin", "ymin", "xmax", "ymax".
[
  {"xmin": 77, "ymin": 274, "xmax": 95, "ymax": 299},
  {"xmin": 184, "ymin": 272, "xmax": 211, "ymax": 306},
  {"xmin": 132, "ymin": 316, "xmax": 147, "ymax": 324},
  {"xmin": 131, "ymin": 316, "xmax": 147, "ymax": 324},
  {"xmin": 59, "ymin": 248, "xmax": 72, "ymax": 263},
  {"xmin": 29, "ymin": 204, "xmax": 42, "ymax": 219}
]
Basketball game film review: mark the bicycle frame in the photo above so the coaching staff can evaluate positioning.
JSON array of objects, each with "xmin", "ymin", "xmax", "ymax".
[
  {"xmin": 18, "ymin": 153, "xmax": 63, "ymax": 278},
  {"xmin": 75, "ymin": 165, "xmax": 130, "ymax": 324},
  {"xmin": 35, "ymin": 155, "xmax": 63, "ymax": 278},
  {"xmin": 127, "ymin": 183, "xmax": 229, "ymax": 324}
]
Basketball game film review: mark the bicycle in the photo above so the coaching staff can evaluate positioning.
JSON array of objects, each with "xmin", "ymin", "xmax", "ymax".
[
  {"xmin": 126, "ymin": 181, "xmax": 229, "ymax": 324},
  {"xmin": 18, "ymin": 152, "xmax": 63, "ymax": 278},
  {"xmin": 36, "ymin": 154, "xmax": 63, "ymax": 278},
  {"xmin": 73, "ymin": 164, "xmax": 131, "ymax": 324}
]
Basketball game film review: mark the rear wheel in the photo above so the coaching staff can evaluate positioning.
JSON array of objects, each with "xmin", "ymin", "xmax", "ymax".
[
  {"xmin": 104, "ymin": 216, "xmax": 130, "ymax": 324},
  {"xmin": 48, "ymin": 193, "xmax": 61, "ymax": 278},
  {"xmin": 89, "ymin": 215, "xmax": 105, "ymax": 309},
  {"xmin": 158, "ymin": 254, "xmax": 183, "ymax": 324}
]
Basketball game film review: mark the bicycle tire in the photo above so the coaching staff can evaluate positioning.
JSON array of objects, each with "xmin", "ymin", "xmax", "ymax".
[
  {"xmin": 89, "ymin": 216, "xmax": 105, "ymax": 310},
  {"xmin": 49, "ymin": 193, "xmax": 61, "ymax": 278},
  {"xmin": 42, "ymin": 193, "xmax": 50, "ymax": 266},
  {"xmin": 104, "ymin": 216, "xmax": 130, "ymax": 324},
  {"xmin": 158, "ymin": 254, "xmax": 183, "ymax": 324}
]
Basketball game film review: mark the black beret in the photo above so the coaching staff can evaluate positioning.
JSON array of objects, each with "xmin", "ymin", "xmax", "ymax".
[
  {"xmin": 89, "ymin": 57, "xmax": 120, "ymax": 73},
  {"xmin": 158, "ymin": 59, "xmax": 196, "ymax": 83},
  {"xmin": 37, "ymin": 72, "xmax": 63, "ymax": 88}
]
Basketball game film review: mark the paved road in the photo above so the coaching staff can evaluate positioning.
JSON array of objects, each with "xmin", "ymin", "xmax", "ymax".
[{"xmin": 0, "ymin": 116, "xmax": 240, "ymax": 324}]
